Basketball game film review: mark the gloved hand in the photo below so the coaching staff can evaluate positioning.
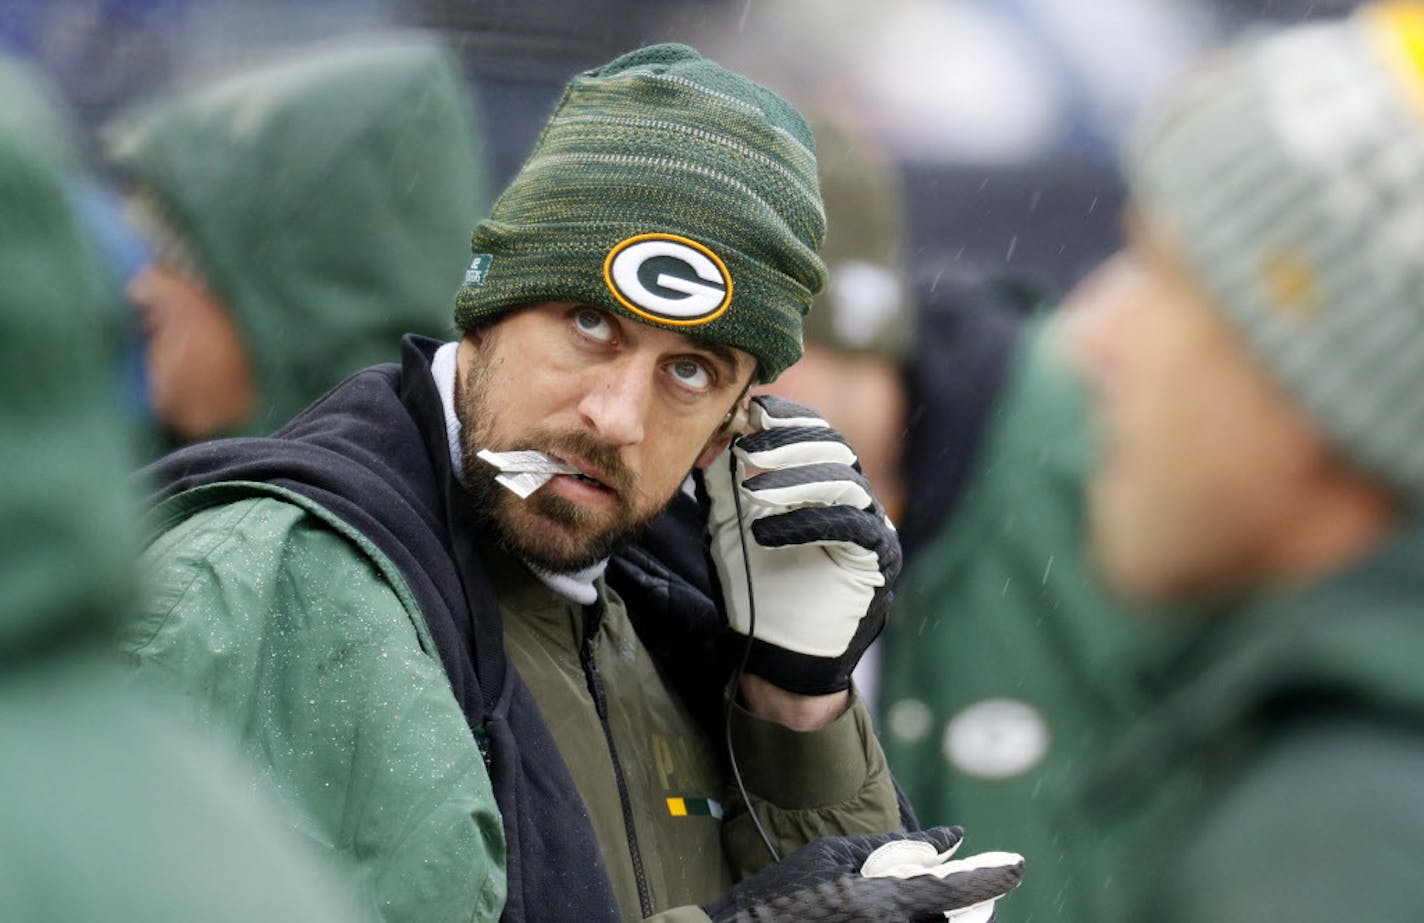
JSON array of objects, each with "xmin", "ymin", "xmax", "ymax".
[
  {"xmin": 702, "ymin": 395, "xmax": 902, "ymax": 695},
  {"xmin": 703, "ymin": 826, "xmax": 1025, "ymax": 923}
]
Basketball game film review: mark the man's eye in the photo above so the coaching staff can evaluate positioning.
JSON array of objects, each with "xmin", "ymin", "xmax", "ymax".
[
  {"xmin": 668, "ymin": 358, "xmax": 712, "ymax": 391},
  {"xmin": 575, "ymin": 308, "xmax": 615, "ymax": 343}
]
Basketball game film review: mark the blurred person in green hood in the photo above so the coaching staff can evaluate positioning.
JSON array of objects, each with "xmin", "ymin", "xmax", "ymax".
[
  {"xmin": 108, "ymin": 34, "xmax": 488, "ymax": 445},
  {"xmin": 0, "ymin": 54, "xmax": 361, "ymax": 923}
]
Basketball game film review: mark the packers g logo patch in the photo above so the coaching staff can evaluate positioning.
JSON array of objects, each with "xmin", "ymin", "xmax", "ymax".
[{"xmin": 603, "ymin": 233, "xmax": 733, "ymax": 326}]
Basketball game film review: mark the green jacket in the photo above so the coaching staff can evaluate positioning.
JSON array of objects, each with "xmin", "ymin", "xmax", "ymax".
[
  {"xmin": 0, "ymin": 55, "xmax": 358, "ymax": 923},
  {"xmin": 879, "ymin": 319, "xmax": 1183, "ymax": 920},
  {"xmin": 130, "ymin": 489, "xmax": 507, "ymax": 923},
  {"xmin": 129, "ymin": 490, "xmax": 900, "ymax": 923},
  {"xmin": 1088, "ymin": 518, "xmax": 1424, "ymax": 921},
  {"xmin": 108, "ymin": 35, "xmax": 487, "ymax": 435}
]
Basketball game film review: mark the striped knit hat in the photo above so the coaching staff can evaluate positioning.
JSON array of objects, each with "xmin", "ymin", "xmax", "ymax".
[
  {"xmin": 1128, "ymin": 2, "xmax": 1424, "ymax": 502},
  {"xmin": 453, "ymin": 43, "xmax": 827, "ymax": 382}
]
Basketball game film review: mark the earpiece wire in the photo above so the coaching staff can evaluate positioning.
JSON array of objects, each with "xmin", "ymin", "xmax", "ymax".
[{"xmin": 723, "ymin": 445, "xmax": 782, "ymax": 864}]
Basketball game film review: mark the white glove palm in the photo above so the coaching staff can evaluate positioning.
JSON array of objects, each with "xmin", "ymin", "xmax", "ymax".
[{"xmin": 703, "ymin": 396, "xmax": 901, "ymax": 695}]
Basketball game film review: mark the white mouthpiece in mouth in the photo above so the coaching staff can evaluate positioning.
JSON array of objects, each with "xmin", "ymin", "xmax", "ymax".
[{"xmin": 476, "ymin": 449, "xmax": 580, "ymax": 499}]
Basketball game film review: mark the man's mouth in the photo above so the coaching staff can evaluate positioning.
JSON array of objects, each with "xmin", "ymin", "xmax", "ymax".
[{"xmin": 552, "ymin": 455, "xmax": 615, "ymax": 494}]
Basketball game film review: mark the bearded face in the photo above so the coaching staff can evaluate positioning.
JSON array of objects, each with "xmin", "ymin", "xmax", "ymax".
[{"xmin": 455, "ymin": 303, "xmax": 752, "ymax": 572}]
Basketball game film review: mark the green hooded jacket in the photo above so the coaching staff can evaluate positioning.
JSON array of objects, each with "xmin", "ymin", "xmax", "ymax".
[
  {"xmin": 878, "ymin": 318, "xmax": 1185, "ymax": 920},
  {"xmin": 109, "ymin": 34, "xmax": 487, "ymax": 435},
  {"xmin": 1086, "ymin": 518, "xmax": 1424, "ymax": 921},
  {"xmin": 0, "ymin": 55, "xmax": 361, "ymax": 923}
]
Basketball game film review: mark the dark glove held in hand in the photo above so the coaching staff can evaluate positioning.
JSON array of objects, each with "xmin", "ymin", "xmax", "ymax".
[{"xmin": 703, "ymin": 827, "xmax": 1024, "ymax": 923}]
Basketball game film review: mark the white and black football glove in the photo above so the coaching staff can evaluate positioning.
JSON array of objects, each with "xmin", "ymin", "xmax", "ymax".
[{"xmin": 702, "ymin": 395, "xmax": 902, "ymax": 696}]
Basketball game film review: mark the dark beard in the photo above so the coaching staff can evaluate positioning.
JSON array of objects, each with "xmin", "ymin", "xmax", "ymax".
[
  {"xmin": 456, "ymin": 351, "xmax": 675, "ymax": 572},
  {"xmin": 460, "ymin": 430, "xmax": 669, "ymax": 572}
]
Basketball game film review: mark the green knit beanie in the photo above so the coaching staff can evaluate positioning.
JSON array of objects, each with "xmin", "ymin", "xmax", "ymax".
[
  {"xmin": 1128, "ymin": 2, "xmax": 1424, "ymax": 502},
  {"xmin": 453, "ymin": 43, "xmax": 827, "ymax": 382}
]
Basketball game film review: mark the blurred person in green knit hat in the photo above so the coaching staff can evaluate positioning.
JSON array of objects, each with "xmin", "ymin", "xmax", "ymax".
[
  {"xmin": 1062, "ymin": 3, "xmax": 1424, "ymax": 919},
  {"xmin": 760, "ymin": 110, "xmax": 914, "ymax": 526},
  {"xmin": 107, "ymin": 33, "xmax": 488, "ymax": 448},
  {"xmin": 0, "ymin": 53, "xmax": 361, "ymax": 923},
  {"xmin": 119, "ymin": 42, "xmax": 1024, "ymax": 922}
]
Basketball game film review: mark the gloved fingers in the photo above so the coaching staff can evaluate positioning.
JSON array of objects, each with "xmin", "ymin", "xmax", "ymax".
[
  {"xmin": 748, "ymin": 394, "xmax": 829, "ymax": 430},
  {"xmin": 914, "ymin": 825, "xmax": 967, "ymax": 855},
  {"xmin": 758, "ymin": 865, "xmax": 1023, "ymax": 923},
  {"xmin": 860, "ymin": 831, "xmax": 1024, "ymax": 917},
  {"xmin": 772, "ymin": 830, "xmax": 931, "ymax": 876},
  {"xmin": 882, "ymin": 859, "xmax": 1025, "ymax": 920},
  {"xmin": 735, "ymin": 425, "xmax": 858, "ymax": 470},
  {"xmin": 742, "ymin": 462, "xmax": 875, "ymax": 511},
  {"xmin": 903, "ymin": 872, "xmax": 1024, "ymax": 921},
  {"xmin": 929, "ymin": 856, "xmax": 1026, "ymax": 905},
  {"xmin": 750, "ymin": 505, "xmax": 898, "ymax": 574},
  {"xmin": 858, "ymin": 826, "xmax": 967, "ymax": 877}
]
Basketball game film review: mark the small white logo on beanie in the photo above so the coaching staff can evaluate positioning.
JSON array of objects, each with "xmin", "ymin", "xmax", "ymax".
[
  {"xmin": 604, "ymin": 233, "xmax": 733, "ymax": 326},
  {"xmin": 464, "ymin": 253, "xmax": 493, "ymax": 286}
]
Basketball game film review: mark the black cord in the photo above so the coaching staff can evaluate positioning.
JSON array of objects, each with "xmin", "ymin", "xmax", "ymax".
[{"xmin": 723, "ymin": 447, "xmax": 782, "ymax": 864}]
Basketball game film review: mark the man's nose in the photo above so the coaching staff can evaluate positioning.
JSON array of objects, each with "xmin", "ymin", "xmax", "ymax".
[{"xmin": 577, "ymin": 357, "xmax": 652, "ymax": 447}]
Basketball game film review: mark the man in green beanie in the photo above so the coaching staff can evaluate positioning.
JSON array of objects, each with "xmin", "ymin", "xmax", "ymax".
[
  {"xmin": 108, "ymin": 34, "xmax": 487, "ymax": 447},
  {"xmin": 121, "ymin": 43, "xmax": 1023, "ymax": 923},
  {"xmin": 0, "ymin": 54, "xmax": 361, "ymax": 923},
  {"xmin": 1064, "ymin": 3, "xmax": 1424, "ymax": 919}
]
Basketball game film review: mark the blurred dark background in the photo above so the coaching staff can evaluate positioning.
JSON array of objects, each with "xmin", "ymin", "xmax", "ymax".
[{"xmin": 0, "ymin": 0, "xmax": 1369, "ymax": 299}]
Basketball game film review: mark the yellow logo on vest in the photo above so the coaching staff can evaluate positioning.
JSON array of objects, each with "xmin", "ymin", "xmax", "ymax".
[{"xmin": 604, "ymin": 233, "xmax": 733, "ymax": 326}]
